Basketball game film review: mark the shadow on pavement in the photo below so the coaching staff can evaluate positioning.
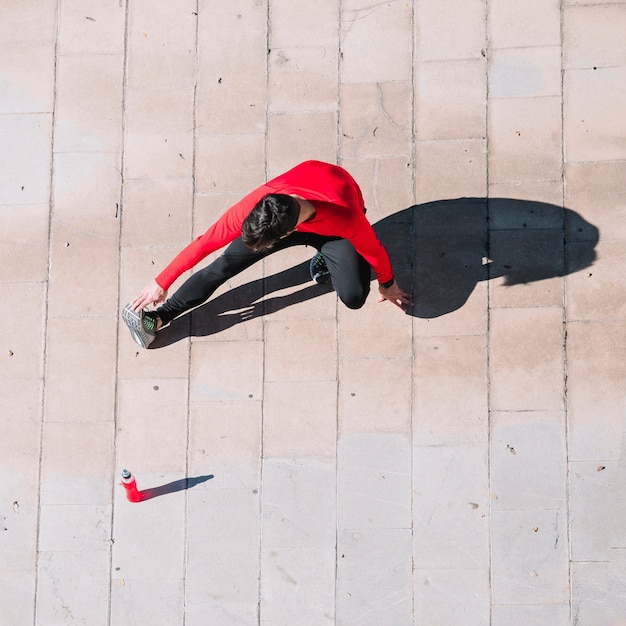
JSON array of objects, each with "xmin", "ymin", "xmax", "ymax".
[
  {"xmin": 377, "ymin": 197, "xmax": 599, "ymax": 319},
  {"xmin": 151, "ymin": 198, "xmax": 599, "ymax": 347},
  {"xmin": 138, "ymin": 475, "xmax": 214, "ymax": 501}
]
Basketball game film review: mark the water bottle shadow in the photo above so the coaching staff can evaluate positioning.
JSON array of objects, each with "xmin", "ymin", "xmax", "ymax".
[{"xmin": 139, "ymin": 475, "xmax": 214, "ymax": 501}]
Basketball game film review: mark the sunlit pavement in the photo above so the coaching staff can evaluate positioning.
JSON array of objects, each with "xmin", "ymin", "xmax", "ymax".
[{"xmin": 2, "ymin": 1, "xmax": 626, "ymax": 624}]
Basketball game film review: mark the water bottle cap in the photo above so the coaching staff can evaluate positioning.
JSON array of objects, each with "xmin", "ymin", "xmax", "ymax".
[{"xmin": 122, "ymin": 469, "xmax": 131, "ymax": 479}]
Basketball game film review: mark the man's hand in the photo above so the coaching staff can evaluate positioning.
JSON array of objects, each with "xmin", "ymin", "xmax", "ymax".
[
  {"xmin": 378, "ymin": 281, "xmax": 413, "ymax": 312},
  {"xmin": 130, "ymin": 280, "xmax": 167, "ymax": 311}
]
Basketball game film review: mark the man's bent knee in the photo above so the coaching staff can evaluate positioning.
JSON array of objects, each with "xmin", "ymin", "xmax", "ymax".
[{"xmin": 338, "ymin": 286, "xmax": 369, "ymax": 310}]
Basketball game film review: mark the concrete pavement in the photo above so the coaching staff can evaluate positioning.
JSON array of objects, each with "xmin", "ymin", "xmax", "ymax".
[{"xmin": 1, "ymin": 0, "xmax": 625, "ymax": 624}]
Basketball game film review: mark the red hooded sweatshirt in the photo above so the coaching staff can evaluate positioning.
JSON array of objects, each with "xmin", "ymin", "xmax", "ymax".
[{"xmin": 155, "ymin": 160, "xmax": 393, "ymax": 289}]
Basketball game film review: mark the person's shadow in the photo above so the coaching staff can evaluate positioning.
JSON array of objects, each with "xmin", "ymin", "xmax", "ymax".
[{"xmin": 151, "ymin": 198, "xmax": 599, "ymax": 347}]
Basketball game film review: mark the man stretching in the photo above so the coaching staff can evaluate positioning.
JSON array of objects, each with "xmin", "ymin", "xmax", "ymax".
[{"xmin": 122, "ymin": 160, "xmax": 412, "ymax": 348}]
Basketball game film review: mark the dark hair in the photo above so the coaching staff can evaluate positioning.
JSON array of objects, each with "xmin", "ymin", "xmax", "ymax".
[{"xmin": 241, "ymin": 194, "xmax": 300, "ymax": 252}]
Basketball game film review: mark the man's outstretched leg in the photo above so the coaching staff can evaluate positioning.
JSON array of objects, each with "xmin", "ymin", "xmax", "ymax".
[{"xmin": 123, "ymin": 237, "xmax": 264, "ymax": 348}]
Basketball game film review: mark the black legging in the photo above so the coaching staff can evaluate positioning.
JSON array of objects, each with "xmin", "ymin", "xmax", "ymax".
[{"xmin": 154, "ymin": 232, "xmax": 372, "ymax": 325}]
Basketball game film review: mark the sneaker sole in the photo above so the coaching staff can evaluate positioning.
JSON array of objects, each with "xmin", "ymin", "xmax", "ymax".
[
  {"xmin": 312, "ymin": 271, "xmax": 331, "ymax": 284},
  {"xmin": 122, "ymin": 304, "xmax": 156, "ymax": 349}
]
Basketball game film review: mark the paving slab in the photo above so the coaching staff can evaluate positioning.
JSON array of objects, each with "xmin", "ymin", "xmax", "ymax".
[
  {"xmin": 492, "ymin": 604, "xmax": 570, "ymax": 626},
  {"xmin": 564, "ymin": 160, "xmax": 626, "ymax": 240},
  {"xmin": 261, "ymin": 546, "xmax": 336, "ymax": 625},
  {"xmin": 414, "ymin": 334, "xmax": 488, "ymax": 446},
  {"xmin": 126, "ymin": 1, "xmax": 197, "ymax": 89},
  {"xmin": 488, "ymin": 0, "xmax": 561, "ymax": 48},
  {"xmin": 490, "ymin": 307, "xmax": 565, "ymax": 412},
  {"xmin": 57, "ymin": 0, "xmax": 126, "ymax": 56},
  {"xmin": 185, "ymin": 489, "xmax": 260, "ymax": 624},
  {"xmin": 414, "ymin": 568, "xmax": 490, "ymax": 626},
  {"xmin": 416, "ymin": 59, "xmax": 486, "ymax": 141},
  {"xmin": 491, "ymin": 508, "xmax": 569, "ymax": 605},
  {"xmin": 341, "ymin": 82, "xmax": 413, "ymax": 158},
  {"xmin": 36, "ymin": 550, "xmax": 111, "ymax": 625},
  {"xmin": 53, "ymin": 151, "xmax": 123, "ymax": 221},
  {"xmin": 124, "ymin": 87, "xmax": 195, "ymax": 180},
  {"xmin": 339, "ymin": 358, "xmax": 412, "ymax": 433},
  {"xmin": 0, "ymin": 45, "xmax": 56, "ymax": 116},
  {"xmin": 341, "ymin": 1, "xmax": 413, "ymax": 84},
  {"xmin": 488, "ymin": 97, "xmax": 563, "ymax": 184},
  {"xmin": 0, "ymin": 204, "xmax": 49, "ymax": 283},
  {"xmin": 563, "ymin": 67, "xmax": 626, "ymax": 163},
  {"xmin": 338, "ymin": 433, "xmax": 412, "ymax": 530},
  {"xmin": 55, "ymin": 54, "xmax": 124, "ymax": 154},
  {"xmin": 39, "ymin": 422, "xmax": 114, "ymax": 506},
  {"xmin": 566, "ymin": 320, "xmax": 626, "ymax": 461},
  {"xmin": 342, "ymin": 156, "xmax": 414, "ymax": 218},
  {"xmin": 264, "ymin": 380, "xmax": 337, "ymax": 457},
  {"xmin": 415, "ymin": 138, "xmax": 488, "ymax": 202},
  {"xmin": 0, "ymin": 113, "xmax": 52, "ymax": 205},
  {"xmin": 416, "ymin": 0, "xmax": 485, "ymax": 61},
  {"xmin": 571, "ymin": 556, "xmax": 626, "ymax": 625},
  {"xmin": 413, "ymin": 444, "xmax": 489, "ymax": 570},
  {"xmin": 490, "ymin": 410, "xmax": 567, "ymax": 510},
  {"xmin": 336, "ymin": 528, "xmax": 413, "ymax": 626},
  {"xmin": 2, "ymin": 0, "xmax": 625, "ymax": 624},
  {"xmin": 44, "ymin": 316, "xmax": 117, "ymax": 423},
  {"xmin": 267, "ymin": 112, "xmax": 338, "ymax": 178},
  {"xmin": 111, "ymin": 578, "xmax": 185, "ymax": 626},
  {"xmin": 569, "ymin": 459, "xmax": 626, "ymax": 562}
]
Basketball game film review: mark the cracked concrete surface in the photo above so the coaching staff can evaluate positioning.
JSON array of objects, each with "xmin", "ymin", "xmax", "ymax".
[{"xmin": 1, "ymin": 0, "xmax": 626, "ymax": 624}]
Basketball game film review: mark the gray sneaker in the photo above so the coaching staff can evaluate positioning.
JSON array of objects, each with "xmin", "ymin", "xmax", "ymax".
[{"xmin": 122, "ymin": 304, "xmax": 157, "ymax": 348}]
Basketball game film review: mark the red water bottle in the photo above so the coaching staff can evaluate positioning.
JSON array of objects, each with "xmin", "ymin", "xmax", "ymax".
[{"xmin": 121, "ymin": 469, "xmax": 142, "ymax": 502}]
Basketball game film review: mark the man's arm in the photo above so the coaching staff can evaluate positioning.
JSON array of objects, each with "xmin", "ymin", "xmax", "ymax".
[
  {"xmin": 154, "ymin": 185, "xmax": 269, "ymax": 290},
  {"xmin": 128, "ymin": 186, "xmax": 271, "ymax": 311},
  {"xmin": 347, "ymin": 213, "xmax": 413, "ymax": 312}
]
